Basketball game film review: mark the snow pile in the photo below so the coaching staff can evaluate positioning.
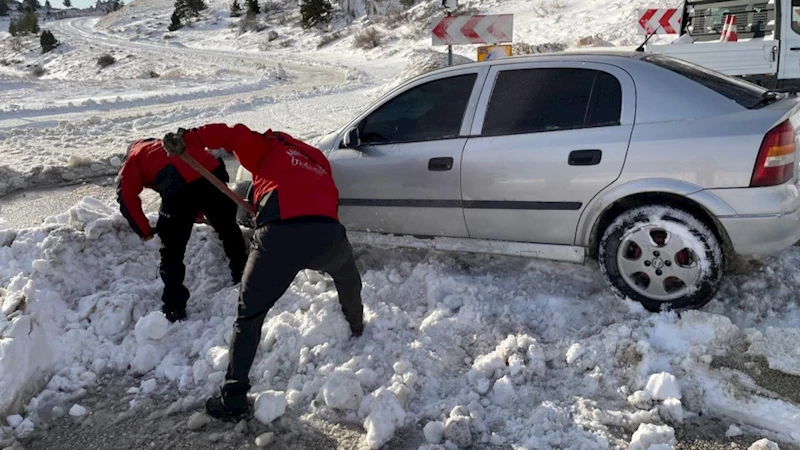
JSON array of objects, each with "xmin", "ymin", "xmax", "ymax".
[
  {"xmin": 3, "ymin": 197, "xmax": 800, "ymax": 447},
  {"xmin": 253, "ymin": 391, "xmax": 286, "ymax": 425},
  {"xmin": 629, "ymin": 423, "xmax": 676, "ymax": 450}
]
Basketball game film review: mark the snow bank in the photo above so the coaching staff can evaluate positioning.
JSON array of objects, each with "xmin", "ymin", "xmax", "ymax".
[{"xmin": 3, "ymin": 196, "xmax": 800, "ymax": 448}]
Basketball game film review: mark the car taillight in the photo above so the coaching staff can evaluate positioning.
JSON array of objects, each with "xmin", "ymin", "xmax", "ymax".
[{"xmin": 750, "ymin": 120, "xmax": 797, "ymax": 187}]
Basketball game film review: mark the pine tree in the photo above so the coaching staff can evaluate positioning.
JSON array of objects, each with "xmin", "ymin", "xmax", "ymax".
[
  {"xmin": 63, "ymin": 0, "xmax": 71, "ymax": 7},
  {"xmin": 0, "ymin": 0, "xmax": 9, "ymax": 16},
  {"xmin": 168, "ymin": 9, "xmax": 182, "ymax": 30},
  {"xmin": 186, "ymin": 0, "xmax": 205, "ymax": 15},
  {"xmin": 22, "ymin": 0, "xmax": 40, "ymax": 12},
  {"xmin": 229, "ymin": 0, "xmax": 241, "ymax": 17},
  {"xmin": 44, "ymin": 0, "xmax": 50, "ymax": 9},
  {"xmin": 11, "ymin": 11, "xmax": 40, "ymax": 34},
  {"xmin": 300, "ymin": 0, "xmax": 332, "ymax": 28},
  {"xmin": 40, "ymin": 29, "xmax": 59, "ymax": 53},
  {"xmin": 245, "ymin": 0, "xmax": 258, "ymax": 16},
  {"xmin": 24, "ymin": 10, "xmax": 39, "ymax": 32}
]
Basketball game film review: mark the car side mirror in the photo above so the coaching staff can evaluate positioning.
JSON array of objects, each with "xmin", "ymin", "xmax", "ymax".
[{"xmin": 342, "ymin": 127, "xmax": 361, "ymax": 149}]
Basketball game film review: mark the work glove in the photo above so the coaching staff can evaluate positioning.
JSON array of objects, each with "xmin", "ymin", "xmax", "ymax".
[{"xmin": 162, "ymin": 128, "xmax": 187, "ymax": 157}]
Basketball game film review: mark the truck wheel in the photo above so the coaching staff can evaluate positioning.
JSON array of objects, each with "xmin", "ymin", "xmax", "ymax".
[{"xmin": 598, "ymin": 205, "xmax": 724, "ymax": 312}]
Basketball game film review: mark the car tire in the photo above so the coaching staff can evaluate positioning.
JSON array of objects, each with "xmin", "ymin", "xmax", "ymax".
[{"xmin": 598, "ymin": 205, "xmax": 724, "ymax": 312}]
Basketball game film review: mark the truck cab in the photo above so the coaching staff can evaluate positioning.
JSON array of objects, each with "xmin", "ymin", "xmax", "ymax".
[{"xmin": 646, "ymin": 0, "xmax": 800, "ymax": 88}]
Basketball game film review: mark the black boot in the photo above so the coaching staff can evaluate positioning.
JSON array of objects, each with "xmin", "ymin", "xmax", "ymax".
[
  {"xmin": 350, "ymin": 322, "xmax": 363, "ymax": 338},
  {"xmin": 205, "ymin": 395, "xmax": 250, "ymax": 422},
  {"xmin": 162, "ymin": 306, "xmax": 187, "ymax": 323}
]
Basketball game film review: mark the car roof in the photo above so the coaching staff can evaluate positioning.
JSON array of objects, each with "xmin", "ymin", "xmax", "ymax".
[{"xmin": 426, "ymin": 50, "xmax": 647, "ymax": 75}]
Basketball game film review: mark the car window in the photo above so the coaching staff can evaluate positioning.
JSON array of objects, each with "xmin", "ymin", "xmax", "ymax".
[
  {"xmin": 481, "ymin": 68, "xmax": 622, "ymax": 137},
  {"xmin": 793, "ymin": 0, "xmax": 800, "ymax": 35},
  {"xmin": 360, "ymin": 74, "xmax": 477, "ymax": 145},
  {"xmin": 641, "ymin": 54, "xmax": 767, "ymax": 108}
]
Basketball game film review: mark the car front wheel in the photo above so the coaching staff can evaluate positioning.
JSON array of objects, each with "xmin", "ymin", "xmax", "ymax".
[{"xmin": 598, "ymin": 205, "xmax": 724, "ymax": 312}]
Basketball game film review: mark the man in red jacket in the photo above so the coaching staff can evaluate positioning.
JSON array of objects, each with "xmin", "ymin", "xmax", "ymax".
[
  {"xmin": 117, "ymin": 137, "xmax": 247, "ymax": 322},
  {"xmin": 162, "ymin": 124, "xmax": 363, "ymax": 422}
]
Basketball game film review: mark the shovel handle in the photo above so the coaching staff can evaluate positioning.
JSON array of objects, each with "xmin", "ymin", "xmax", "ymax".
[{"xmin": 178, "ymin": 153, "xmax": 257, "ymax": 216}]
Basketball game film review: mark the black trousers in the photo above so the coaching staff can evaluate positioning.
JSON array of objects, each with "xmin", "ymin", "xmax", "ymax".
[
  {"xmin": 156, "ymin": 174, "xmax": 248, "ymax": 312},
  {"xmin": 220, "ymin": 218, "xmax": 363, "ymax": 400}
]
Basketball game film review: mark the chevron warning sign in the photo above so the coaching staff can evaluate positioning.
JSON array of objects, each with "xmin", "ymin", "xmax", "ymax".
[
  {"xmin": 432, "ymin": 14, "xmax": 514, "ymax": 45},
  {"xmin": 636, "ymin": 8, "xmax": 683, "ymax": 34}
]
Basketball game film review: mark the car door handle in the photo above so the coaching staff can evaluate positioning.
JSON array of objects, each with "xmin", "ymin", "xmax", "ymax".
[
  {"xmin": 791, "ymin": 47, "xmax": 800, "ymax": 51},
  {"xmin": 428, "ymin": 157, "xmax": 454, "ymax": 171},
  {"xmin": 568, "ymin": 149, "xmax": 602, "ymax": 166}
]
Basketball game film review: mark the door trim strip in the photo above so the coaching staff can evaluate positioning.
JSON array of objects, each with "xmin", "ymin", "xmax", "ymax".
[{"xmin": 338, "ymin": 199, "xmax": 582, "ymax": 211}]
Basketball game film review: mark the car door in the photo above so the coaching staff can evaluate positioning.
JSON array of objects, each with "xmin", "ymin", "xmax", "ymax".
[
  {"xmin": 460, "ymin": 61, "xmax": 635, "ymax": 245},
  {"xmin": 779, "ymin": 0, "xmax": 800, "ymax": 81},
  {"xmin": 328, "ymin": 67, "xmax": 487, "ymax": 238}
]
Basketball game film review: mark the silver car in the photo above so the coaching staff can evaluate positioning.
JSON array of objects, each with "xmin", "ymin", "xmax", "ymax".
[{"xmin": 233, "ymin": 51, "xmax": 800, "ymax": 312}]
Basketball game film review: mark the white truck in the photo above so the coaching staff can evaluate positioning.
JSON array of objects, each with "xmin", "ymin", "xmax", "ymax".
[{"xmin": 644, "ymin": 0, "xmax": 800, "ymax": 88}]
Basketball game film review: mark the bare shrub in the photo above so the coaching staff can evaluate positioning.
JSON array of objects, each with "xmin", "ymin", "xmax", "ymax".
[
  {"xmin": 353, "ymin": 27, "xmax": 382, "ymax": 50},
  {"xmin": 316, "ymin": 29, "xmax": 345, "ymax": 48},
  {"xmin": 146, "ymin": 70, "xmax": 160, "ymax": 78},
  {"xmin": 9, "ymin": 37, "xmax": 23, "ymax": 52},
  {"xmin": 97, "ymin": 54, "xmax": 116, "ymax": 68},
  {"xmin": 238, "ymin": 14, "xmax": 266, "ymax": 34},
  {"xmin": 533, "ymin": 0, "xmax": 566, "ymax": 17},
  {"xmin": 30, "ymin": 65, "xmax": 46, "ymax": 77},
  {"xmin": 383, "ymin": 10, "xmax": 406, "ymax": 27}
]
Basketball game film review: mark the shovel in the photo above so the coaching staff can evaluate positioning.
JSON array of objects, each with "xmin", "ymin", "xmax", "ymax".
[{"xmin": 178, "ymin": 153, "xmax": 257, "ymax": 216}]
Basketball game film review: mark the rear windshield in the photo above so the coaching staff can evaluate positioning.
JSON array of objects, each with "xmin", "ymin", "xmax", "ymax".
[{"xmin": 641, "ymin": 54, "xmax": 768, "ymax": 108}]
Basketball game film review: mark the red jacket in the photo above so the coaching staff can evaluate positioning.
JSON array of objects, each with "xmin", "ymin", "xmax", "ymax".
[
  {"xmin": 181, "ymin": 124, "xmax": 339, "ymax": 224},
  {"xmin": 117, "ymin": 138, "xmax": 223, "ymax": 238}
]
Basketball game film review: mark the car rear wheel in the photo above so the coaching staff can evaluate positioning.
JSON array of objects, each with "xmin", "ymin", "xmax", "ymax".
[{"xmin": 598, "ymin": 205, "xmax": 724, "ymax": 312}]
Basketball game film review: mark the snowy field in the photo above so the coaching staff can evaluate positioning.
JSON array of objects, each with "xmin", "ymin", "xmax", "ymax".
[{"xmin": 2, "ymin": 0, "xmax": 800, "ymax": 449}]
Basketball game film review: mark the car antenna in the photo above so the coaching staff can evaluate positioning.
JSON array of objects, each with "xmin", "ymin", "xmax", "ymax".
[
  {"xmin": 635, "ymin": 23, "xmax": 663, "ymax": 52},
  {"xmin": 635, "ymin": 0, "xmax": 687, "ymax": 52}
]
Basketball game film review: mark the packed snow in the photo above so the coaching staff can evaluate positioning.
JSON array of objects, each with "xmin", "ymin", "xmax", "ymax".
[
  {"xmin": 2, "ymin": 197, "xmax": 800, "ymax": 448},
  {"xmin": 3, "ymin": 0, "xmax": 800, "ymax": 447}
]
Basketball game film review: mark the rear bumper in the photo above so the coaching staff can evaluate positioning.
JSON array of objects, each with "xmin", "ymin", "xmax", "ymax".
[
  {"xmin": 719, "ymin": 206, "xmax": 800, "ymax": 256},
  {"xmin": 709, "ymin": 183, "xmax": 800, "ymax": 256}
]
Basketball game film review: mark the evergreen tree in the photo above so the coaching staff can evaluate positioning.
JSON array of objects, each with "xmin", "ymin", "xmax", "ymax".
[
  {"xmin": 245, "ymin": 0, "xmax": 258, "ymax": 16},
  {"xmin": 21, "ymin": 0, "xmax": 40, "ymax": 12},
  {"xmin": 63, "ymin": 0, "xmax": 71, "ymax": 7},
  {"xmin": 44, "ymin": 0, "xmax": 50, "ymax": 9},
  {"xmin": 186, "ymin": 0, "xmax": 205, "ymax": 14},
  {"xmin": 229, "ymin": 0, "xmax": 241, "ymax": 17},
  {"xmin": 0, "ymin": 0, "xmax": 9, "ymax": 16},
  {"xmin": 300, "ymin": 0, "xmax": 332, "ymax": 28},
  {"xmin": 40, "ymin": 29, "xmax": 59, "ymax": 53},
  {"xmin": 168, "ymin": 9, "xmax": 182, "ymax": 30},
  {"xmin": 10, "ymin": 11, "xmax": 40, "ymax": 35}
]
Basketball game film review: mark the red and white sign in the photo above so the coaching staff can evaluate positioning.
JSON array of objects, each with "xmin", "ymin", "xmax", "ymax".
[
  {"xmin": 432, "ymin": 14, "xmax": 513, "ymax": 46},
  {"xmin": 636, "ymin": 8, "xmax": 682, "ymax": 35}
]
